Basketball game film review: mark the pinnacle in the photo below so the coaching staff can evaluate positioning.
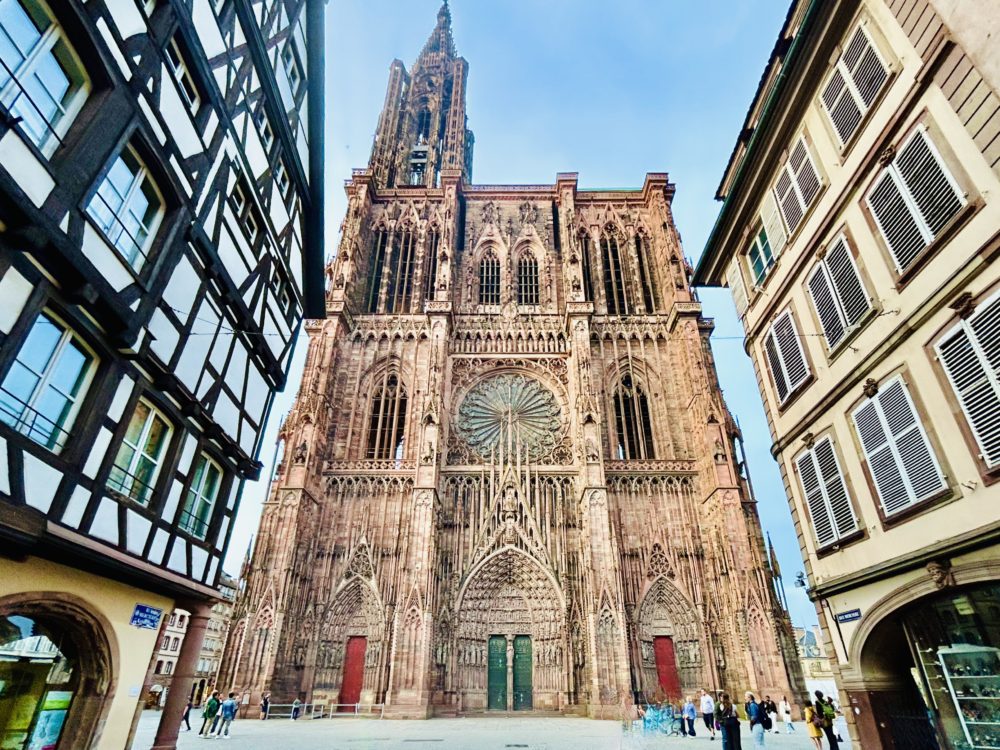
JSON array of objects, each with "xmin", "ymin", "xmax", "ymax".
[{"xmin": 417, "ymin": 0, "xmax": 457, "ymax": 63}]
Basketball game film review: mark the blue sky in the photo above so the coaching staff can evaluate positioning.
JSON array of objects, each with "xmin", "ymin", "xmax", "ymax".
[{"xmin": 227, "ymin": 0, "xmax": 819, "ymax": 627}]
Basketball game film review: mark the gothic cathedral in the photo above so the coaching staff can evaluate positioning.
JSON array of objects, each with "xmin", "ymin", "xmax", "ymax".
[{"xmin": 220, "ymin": 3, "xmax": 804, "ymax": 717}]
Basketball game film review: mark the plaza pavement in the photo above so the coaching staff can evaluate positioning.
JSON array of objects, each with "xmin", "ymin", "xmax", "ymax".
[{"xmin": 133, "ymin": 710, "xmax": 852, "ymax": 749}]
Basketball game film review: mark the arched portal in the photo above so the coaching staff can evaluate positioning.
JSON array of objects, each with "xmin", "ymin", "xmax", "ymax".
[
  {"xmin": 454, "ymin": 547, "xmax": 566, "ymax": 711},
  {"xmin": 636, "ymin": 576, "xmax": 703, "ymax": 701},
  {"xmin": 0, "ymin": 593, "xmax": 116, "ymax": 750}
]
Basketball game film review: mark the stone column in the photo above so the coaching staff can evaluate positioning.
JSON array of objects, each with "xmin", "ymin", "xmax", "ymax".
[
  {"xmin": 506, "ymin": 635, "xmax": 514, "ymax": 712},
  {"xmin": 150, "ymin": 602, "xmax": 213, "ymax": 750}
]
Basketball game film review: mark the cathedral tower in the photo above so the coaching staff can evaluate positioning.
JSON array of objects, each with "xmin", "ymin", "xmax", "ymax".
[{"xmin": 219, "ymin": 3, "xmax": 805, "ymax": 718}]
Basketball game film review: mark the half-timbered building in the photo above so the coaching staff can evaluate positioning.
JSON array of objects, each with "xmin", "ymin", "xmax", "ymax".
[
  {"xmin": 220, "ymin": 3, "xmax": 805, "ymax": 719},
  {"xmin": 0, "ymin": 0, "xmax": 324, "ymax": 747}
]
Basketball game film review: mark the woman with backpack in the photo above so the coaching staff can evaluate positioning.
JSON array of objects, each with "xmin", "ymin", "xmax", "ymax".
[
  {"xmin": 715, "ymin": 692, "xmax": 742, "ymax": 750},
  {"xmin": 815, "ymin": 691, "xmax": 839, "ymax": 749},
  {"xmin": 744, "ymin": 691, "xmax": 767, "ymax": 748},
  {"xmin": 803, "ymin": 698, "xmax": 824, "ymax": 749}
]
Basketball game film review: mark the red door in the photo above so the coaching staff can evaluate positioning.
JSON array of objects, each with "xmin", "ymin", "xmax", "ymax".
[
  {"xmin": 338, "ymin": 636, "xmax": 367, "ymax": 711},
  {"xmin": 653, "ymin": 636, "xmax": 681, "ymax": 700}
]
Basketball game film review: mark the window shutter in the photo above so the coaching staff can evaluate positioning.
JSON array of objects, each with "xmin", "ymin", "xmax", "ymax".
[
  {"xmin": 852, "ymin": 377, "xmax": 946, "ymax": 515},
  {"xmin": 773, "ymin": 137, "xmax": 821, "ymax": 234},
  {"xmin": 790, "ymin": 138, "xmax": 822, "ymax": 209},
  {"xmin": 807, "ymin": 264, "xmax": 845, "ymax": 348},
  {"xmin": 766, "ymin": 311, "xmax": 810, "ymax": 404},
  {"xmin": 936, "ymin": 294, "xmax": 1000, "ymax": 467},
  {"xmin": 774, "ymin": 171, "xmax": 803, "ymax": 233},
  {"xmin": 796, "ymin": 449, "xmax": 836, "ymax": 547},
  {"xmin": 895, "ymin": 130, "xmax": 964, "ymax": 236},
  {"xmin": 846, "ymin": 26, "xmax": 888, "ymax": 107},
  {"xmin": 760, "ymin": 192, "xmax": 787, "ymax": 256},
  {"xmin": 825, "ymin": 237, "xmax": 871, "ymax": 327},
  {"xmin": 868, "ymin": 170, "xmax": 924, "ymax": 270},
  {"xmin": 821, "ymin": 67, "xmax": 862, "ymax": 145},
  {"xmin": 821, "ymin": 25, "xmax": 888, "ymax": 145},
  {"xmin": 726, "ymin": 258, "xmax": 749, "ymax": 316}
]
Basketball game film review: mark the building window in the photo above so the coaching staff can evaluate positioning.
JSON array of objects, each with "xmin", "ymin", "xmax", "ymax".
[
  {"xmin": 516, "ymin": 253, "xmax": 539, "ymax": 306},
  {"xmin": 795, "ymin": 437, "xmax": 858, "ymax": 548},
  {"xmin": 161, "ymin": 635, "xmax": 169, "ymax": 649},
  {"xmin": 478, "ymin": 250, "xmax": 500, "ymax": 306},
  {"xmin": 168, "ymin": 613, "xmax": 176, "ymax": 626},
  {"xmin": 86, "ymin": 145, "xmax": 164, "ymax": 272},
  {"xmin": 164, "ymin": 661, "xmax": 173, "ymax": 675},
  {"xmin": 866, "ymin": 128, "xmax": 965, "ymax": 273},
  {"xmin": 179, "ymin": 454, "xmax": 222, "ymax": 540},
  {"xmin": 852, "ymin": 375, "xmax": 946, "ymax": 516},
  {"xmin": 0, "ymin": 0, "xmax": 89, "ymax": 154},
  {"xmin": 773, "ymin": 136, "xmax": 821, "ymax": 234},
  {"xmin": 178, "ymin": 614, "xmax": 185, "ymax": 628},
  {"xmin": 365, "ymin": 229, "xmax": 388, "ymax": 313},
  {"xmin": 579, "ymin": 232, "xmax": 594, "ymax": 302},
  {"xmin": 282, "ymin": 44, "xmax": 301, "ymax": 96},
  {"xmin": 600, "ymin": 226, "xmax": 628, "ymax": 314},
  {"xmin": 108, "ymin": 399, "xmax": 172, "ymax": 506},
  {"xmin": 365, "ymin": 373, "xmax": 407, "ymax": 460},
  {"xmin": 424, "ymin": 229, "xmax": 440, "ymax": 302},
  {"xmin": 165, "ymin": 35, "xmax": 201, "ymax": 114},
  {"xmin": 171, "ymin": 637, "xmax": 179, "ymax": 651},
  {"xmin": 821, "ymin": 23, "xmax": 889, "ymax": 146},
  {"xmin": 634, "ymin": 235, "xmax": 655, "ymax": 313},
  {"xmin": 385, "ymin": 230, "xmax": 416, "ymax": 313},
  {"xmin": 275, "ymin": 159, "xmax": 290, "ymax": 199},
  {"xmin": 935, "ymin": 291, "xmax": 1000, "ymax": 469},
  {"xmin": 155, "ymin": 660, "xmax": 163, "ymax": 674},
  {"xmin": 807, "ymin": 234, "xmax": 871, "ymax": 350},
  {"xmin": 746, "ymin": 226, "xmax": 775, "ymax": 287},
  {"xmin": 254, "ymin": 108, "xmax": 273, "ymax": 151},
  {"xmin": 764, "ymin": 310, "xmax": 810, "ymax": 404},
  {"xmin": 612, "ymin": 373, "xmax": 655, "ymax": 460},
  {"xmin": 0, "ymin": 312, "xmax": 95, "ymax": 451}
]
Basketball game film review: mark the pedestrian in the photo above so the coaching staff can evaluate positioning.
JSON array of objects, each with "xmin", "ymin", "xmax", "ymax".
[
  {"xmin": 715, "ymin": 692, "xmax": 741, "ymax": 750},
  {"xmin": 699, "ymin": 688, "xmax": 717, "ymax": 741},
  {"xmin": 763, "ymin": 695, "xmax": 779, "ymax": 734},
  {"xmin": 826, "ymin": 696, "xmax": 845, "ymax": 742},
  {"xmin": 260, "ymin": 693, "xmax": 270, "ymax": 720},
  {"xmin": 778, "ymin": 696, "xmax": 794, "ymax": 734},
  {"xmin": 814, "ymin": 690, "xmax": 839, "ymax": 749},
  {"xmin": 803, "ymin": 698, "xmax": 823, "ymax": 750},
  {"xmin": 214, "ymin": 692, "xmax": 238, "ymax": 739},
  {"xmin": 181, "ymin": 700, "xmax": 192, "ymax": 732},
  {"xmin": 682, "ymin": 695, "xmax": 697, "ymax": 736},
  {"xmin": 291, "ymin": 697, "xmax": 302, "ymax": 720},
  {"xmin": 745, "ymin": 691, "xmax": 766, "ymax": 748},
  {"xmin": 199, "ymin": 691, "xmax": 220, "ymax": 737}
]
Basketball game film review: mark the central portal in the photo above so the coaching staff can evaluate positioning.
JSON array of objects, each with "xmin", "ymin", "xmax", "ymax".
[
  {"xmin": 486, "ymin": 635, "xmax": 533, "ymax": 710},
  {"xmin": 512, "ymin": 635, "xmax": 532, "ymax": 710},
  {"xmin": 487, "ymin": 636, "xmax": 507, "ymax": 710}
]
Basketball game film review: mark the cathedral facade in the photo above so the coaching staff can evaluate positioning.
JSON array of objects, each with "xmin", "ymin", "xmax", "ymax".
[{"xmin": 219, "ymin": 4, "xmax": 804, "ymax": 717}]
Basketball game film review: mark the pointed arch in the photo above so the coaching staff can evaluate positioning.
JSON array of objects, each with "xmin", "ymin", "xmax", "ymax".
[
  {"xmin": 600, "ymin": 224, "xmax": 629, "ymax": 314},
  {"xmin": 478, "ymin": 247, "xmax": 500, "ymax": 305},
  {"xmin": 634, "ymin": 229, "xmax": 657, "ymax": 313},
  {"xmin": 365, "ymin": 228, "xmax": 389, "ymax": 313},
  {"xmin": 423, "ymin": 225, "xmax": 441, "ymax": 302},
  {"xmin": 578, "ymin": 229, "xmax": 595, "ymax": 302},
  {"xmin": 366, "ymin": 369, "xmax": 408, "ymax": 460},
  {"xmin": 515, "ymin": 247, "xmax": 540, "ymax": 306},
  {"xmin": 636, "ymin": 576, "xmax": 703, "ymax": 699},
  {"xmin": 613, "ymin": 372, "xmax": 655, "ymax": 459},
  {"xmin": 385, "ymin": 227, "xmax": 417, "ymax": 312}
]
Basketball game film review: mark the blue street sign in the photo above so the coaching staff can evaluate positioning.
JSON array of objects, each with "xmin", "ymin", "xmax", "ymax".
[
  {"xmin": 835, "ymin": 608, "xmax": 862, "ymax": 624},
  {"xmin": 130, "ymin": 604, "xmax": 163, "ymax": 629}
]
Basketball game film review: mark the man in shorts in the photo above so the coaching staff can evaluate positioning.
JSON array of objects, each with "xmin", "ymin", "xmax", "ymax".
[{"xmin": 699, "ymin": 688, "xmax": 717, "ymax": 740}]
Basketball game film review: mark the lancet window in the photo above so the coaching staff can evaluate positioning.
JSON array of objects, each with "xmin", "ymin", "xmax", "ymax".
[
  {"xmin": 601, "ymin": 226, "xmax": 629, "ymax": 315},
  {"xmin": 478, "ymin": 250, "xmax": 500, "ymax": 305},
  {"xmin": 516, "ymin": 252, "xmax": 539, "ymax": 306},
  {"xmin": 424, "ymin": 229, "xmax": 440, "ymax": 302},
  {"xmin": 365, "ymin": 229, "xmax": 388, "ymax": 313},
  {"xmin": 579, "ymin": 232, "xmax": 594, "ymax": 302},
  {"xmin": 635, "ymin": 234, "xmax": 656, "ymax": 313},
  {"xmin": 613, "ymin": 373, "xmax": 655, "ymax": 460},
  {"xmin": 386, "ymin": 229, "xmax": 416, "ymax": 312},
  {"xmin": 366, "ymin": 372, "xmax": 408, "ymax": 460}
]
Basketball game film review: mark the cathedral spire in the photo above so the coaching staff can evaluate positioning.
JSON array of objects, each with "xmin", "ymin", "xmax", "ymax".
[{"xmin": 417, "ymin": 1, "xmax": 457, "ymax": 63}]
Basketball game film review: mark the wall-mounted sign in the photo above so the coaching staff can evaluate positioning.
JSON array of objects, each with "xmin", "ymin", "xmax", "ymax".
[
  {"xmin": 835, "ymin": 608, "xmax": 862, "ymax": 624},
  {"xmin": 130, "ymin": 604, "xmax": 163, "ymax": 630}
]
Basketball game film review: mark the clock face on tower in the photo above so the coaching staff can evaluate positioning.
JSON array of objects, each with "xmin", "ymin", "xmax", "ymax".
[{"xmin": 456, "ymin": 374, "xmax": 562, "ymax": 461}]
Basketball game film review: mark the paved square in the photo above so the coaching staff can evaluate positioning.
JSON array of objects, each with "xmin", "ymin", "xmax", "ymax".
[{"xmin": 133, "ymin": 711, "xmax": 852, "ymax": 749}]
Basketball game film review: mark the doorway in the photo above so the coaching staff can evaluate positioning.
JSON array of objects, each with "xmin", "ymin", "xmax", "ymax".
[
  {"xmin": 338, "ymin": 636, "xmax": 366, "ymax": 711},
  {"xmin": 653, "ymin": 636, "xmax": 681, "ymax": 700},
  {"xmin": 487, "ymin": 635, "xmax": 507, "ymax": 710},
  {"xmin": 512, "ymin": 635, "xmax": 532, "ymax": 710}
]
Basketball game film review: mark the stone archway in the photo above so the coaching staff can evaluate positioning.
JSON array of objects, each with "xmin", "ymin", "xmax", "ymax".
[
  {"xmin": 315, "ymin": 578, "xmax": 386, "ymax": 705},
  {"xmin": 636, "ymin": 576, "xmax": 702, "ymax": 699},
  {"xmin": 0, "ymin": 592, "xmax": 117, "ymax": 750},
  {"xmin": 454, "ymin": 547, "xmax": 566, "ymax": 711}
]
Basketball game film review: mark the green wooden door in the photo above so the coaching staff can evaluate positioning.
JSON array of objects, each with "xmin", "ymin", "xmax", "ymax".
[
  {"xmin": 487, "ymin": 636, "xmax": 507, "ymax": 710},
  {"xmin": 512, "ymin": 635, "xmax": 532, "ymax": 710}
]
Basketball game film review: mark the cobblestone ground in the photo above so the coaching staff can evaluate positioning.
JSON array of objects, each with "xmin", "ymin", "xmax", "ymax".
[{"xmin": 133, "ymin": 710, "xmax": 852, "ymax": 750}]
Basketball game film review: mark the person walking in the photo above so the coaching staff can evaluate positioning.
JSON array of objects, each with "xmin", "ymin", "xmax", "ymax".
[
  {"xmin": 778, "ymin": 696, "xmax": 794, "ymax": 734},
  {"xmin": 682, "ymin": 696, "xmax": 697, "ymax": 736},
  {"xmin": 815, "ymin": 691, "xmax": 839, "ymax": 749},
  {"xmin": 214, "ymin": 692, "xmax": 238, "ymax": 739},
  {"xmin": 745, "ymin": 692, "xmax": 766, "ymax": 748},
  {"xmin": 260, "ymin": 693, "xmax": 270, "ymax": 720},
  {"xmin": 826, "ymin": 696, "xmax": 845, "ymax": 743},
  {"xmin": 198, "ymin": 691, "xmax": 221, "ymax": 737},
  {"xmin": 699, "ymin": 688, "xmax": 717, "ymax": 741},
  {"xmin": 715, "ymin": 692, "xmax": 741, "ymax": 750},
  {"xmin": 803, "ymin": 698, "xmax": 824, "ymax": 750},
  {"xmin": 291, "ymin": 697, "xmax": 302, "ymax": 720},
  {"xmin": 763, "ymin": 696, "xmax": 779, "ymax": 734},
  {"xmin": 181, "ymin": 700, "xmax": 192, "ymax": 732}
]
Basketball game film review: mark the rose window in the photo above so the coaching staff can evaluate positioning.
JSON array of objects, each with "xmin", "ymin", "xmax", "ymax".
[{"xmin": 457, "ymin": 374, "xmax": 562, "ymax": 460}]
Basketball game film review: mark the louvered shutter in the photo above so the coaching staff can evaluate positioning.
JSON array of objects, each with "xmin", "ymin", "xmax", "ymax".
[
  {"xmin": 895, "ymin": 131, "xmax": 964, "ymax": 236},
  {"xmin": 821, "ymin": 67, "xmax": 862, "ymax": 145},
  {"xmin": 847, "ymin": 26, "xmax": 888, "ymax": 107},
  {"xmin": 821, "ymin": 25, "xmax": 888, "ymax": 145},
  {"xmin": 791, "ymin": 138, "xmax": 822, "ymax": 208},
  {"xmin": 726, "ymin": 258, "xmax": 749, "ymax": 316},
  {"xmin": 814, "ymin": 437, "xmax": 858, "ymax": 538},
  {"xmin": 774, "ymin": 137, "xmax": 821, "ymax": 233},
  {"xmin": 808, "ymin": 264, "xmax": 845, "ymax": 348},
  {"xmin": 760, "ymin": 192, "xmax": 787, "ymax": 256},
  {"xmin": 774, "ymin": 170, "xmax": 803, "ymax": 233},
  {"xmin": 825, "ymin": 237, "xmax": 871, "ymax": 327},
  {"xmin": 937, "ymin": 294, "xmax": 1000, "ymax": 467},
  {"xmin": 868, "ymin": 170, "xmax": 925, "ymax": 270},
  {"xmin": 852, "ymin": 377, "xmax": 946, "ymax": 515},
  {"xmin": 796, "ymin": 449, "xmax": 836, "ymax": 547},
  {"xmin": 766, "ymin": 311, "xmax": 810, "ymax": 404}
]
